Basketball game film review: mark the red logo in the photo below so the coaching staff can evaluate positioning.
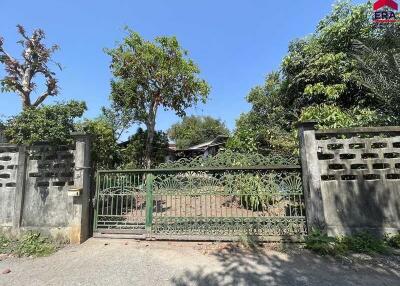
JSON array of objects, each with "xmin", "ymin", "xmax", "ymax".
[
  {"xmin": 374, "ymin": 0, "xmax": 398, "ymax": 10},
  {"xmin": 373, "ymin": 0, "xmax": 399, "ymax": 23}
]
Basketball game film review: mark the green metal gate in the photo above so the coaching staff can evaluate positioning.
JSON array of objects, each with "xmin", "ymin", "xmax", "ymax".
[{"xmin": 93, "ymin": 165, "xmax": 306, "ymax": 240}]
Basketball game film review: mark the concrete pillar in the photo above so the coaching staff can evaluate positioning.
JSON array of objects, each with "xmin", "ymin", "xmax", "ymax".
[
  {"xmin": 70, "ymin": 132, "xmax": 91, "ymax": 244},
  {"xmin": 13, "ymin": 145, "xmax": 27, "ymax": 230},
  {"xmin": 298, "ymin": 121, "xmax": 326, "ymax": 232}
]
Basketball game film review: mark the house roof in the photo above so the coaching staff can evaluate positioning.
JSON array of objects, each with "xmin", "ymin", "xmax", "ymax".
[{"xmin": 186, "ymin": 135, "xmax": 229, "ymax": 151}]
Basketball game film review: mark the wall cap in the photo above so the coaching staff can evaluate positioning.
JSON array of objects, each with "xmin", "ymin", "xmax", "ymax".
[{"xmin": 296, "ymin": 121, "xmax": 318, "ymax": 129}]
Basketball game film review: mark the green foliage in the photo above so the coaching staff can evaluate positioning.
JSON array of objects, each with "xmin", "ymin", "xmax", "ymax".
[
  {"xmin": 106, "ymin": 28, "xmax": 210, "ymax": 167},
  {"xmin": 351, "ymin": 27, "xmax": 400, "ymax": 124},
  {"xmin": 15, "ymin": 232, "xmax": 56, "ymax": 257},
  {"xmin": 232, "ymin": 174, "xmax": 270, "ymax": 210},
  {"xmin": 168, "ymin": 115, "xmax": 229, "ymax": 149},
  {"xmin": 122, "ymin": 128, "xmax": 169, "ymax": 169},
  {"xmin": 4, "ymin": 101, "xmax": 86, "ymax": 145},
  {"xmin": 158, "ymin": 150, "xmax": 298, "ymax": 169},
  {"xmin": 337, "ymin": 232, "xmax": 388, "ymax": 254},
  {"xmin": 305, "ymin": 229, "xmax": 338, "ymax": 256},
  {"xmin": 299, "ymin": 104, "xmax": 379, "ymax": 129},
  {"xmin": 78, "ymin": 117, "xmax": 121, "ymax": 169},
  {"xmin": 238, "ymin": 233, "xmax": 260, "ymax": 250},
  {"xmin": 0, "ymin": 234, "xmax": 13, "ymax": 254},
  {"xmin": 231, "ymin": 1, "xmax": 399, "ymax": 156},
  {"xmin": 0, "ymin": 232, "xmax": 56, "ymax": 257},
  {"xmin": 385, "ymin": 232, "xmax": 400, "ymax": 249},
  {"xmin": 306, "ymin": 230, "xmax": 389, "ymax": 256}
]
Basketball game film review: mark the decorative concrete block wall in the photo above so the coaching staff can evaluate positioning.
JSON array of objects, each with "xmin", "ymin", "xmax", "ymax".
[
  {"xmin": 0, "ymin": 145, "xmax": 19, "ymax": 227},
  {"xmin": 0, "ymin": 134, "xmax": 91, "ymax": 244},
  {"xmin": 299, "ymin": 122, "xmax": 400, "ymax": 236}
]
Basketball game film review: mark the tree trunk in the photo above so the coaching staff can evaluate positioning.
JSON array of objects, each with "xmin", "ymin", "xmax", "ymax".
[
  {"xmin": 144, "ymin": 106, "xmax": 157, "ymax": 168},
  {"xmin": 145, "ymin": 122, "xmax": 155, "ymax": 168}
]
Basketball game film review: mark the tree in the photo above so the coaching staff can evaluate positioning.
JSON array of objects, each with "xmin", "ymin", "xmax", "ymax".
[
  {"xmin": 0, "ymin": 25, "xmax": 60, "ymax": 109},
  {"xmin": 78, "ymin": 117, "xmax": 121, "ymax": 170},
  {"xmin": 106, "ymin": 29, "xmax": 210, "ymax": 167},
  {"xmin": 168, "ymin": 115, "xmax": 229, "ymax": 149},
  {"xmin": 5, "ymin": 101, "xmax": 86, "ymax": 145},
  {"xmin": 121, "ymin": 128, "xmax": 169, "ymax": 168},
  {"xmin": 230, "ymin": 1, "xmax": 398, "ymax": 155},
  {"xmin": 351, "ymin": 26, "xmax": 400, "ymax": 124}
]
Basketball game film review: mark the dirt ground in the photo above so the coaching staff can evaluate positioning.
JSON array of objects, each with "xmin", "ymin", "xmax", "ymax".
[{"xmin": 0, "ymin": 238, "xmax": 399, "ymax": 286}]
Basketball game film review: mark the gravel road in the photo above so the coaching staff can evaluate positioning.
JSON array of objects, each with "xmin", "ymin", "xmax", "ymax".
[{"xmin": 0, "ymin": 238, "xmax": 399, "ymax": 286}]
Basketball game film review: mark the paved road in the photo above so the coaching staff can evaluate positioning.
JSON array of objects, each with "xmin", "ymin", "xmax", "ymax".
[{"xmin": 0, "ymin": 238, "xmax": 399, "ymax": 286}]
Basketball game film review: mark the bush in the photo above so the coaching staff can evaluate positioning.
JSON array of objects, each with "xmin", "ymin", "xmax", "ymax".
[
  {"xmin": 337, "ymin": 232, "xmax": 388, "ymax": 254},
  {"xmin": 5, "ymin": 101, "xmax": 86, "ymax": 145},
  {"xmin": 305, "ymin": 229, "xmax": 338, "ymax": 256},
  {"xmin": 305, "ymin": 230, "xmax": 389, "ymax": 256}
]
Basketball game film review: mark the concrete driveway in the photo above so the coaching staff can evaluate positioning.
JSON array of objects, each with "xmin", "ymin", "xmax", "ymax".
[{"xmin": 0, "ymin": 238, "xmax": 399, "ymax": 286}]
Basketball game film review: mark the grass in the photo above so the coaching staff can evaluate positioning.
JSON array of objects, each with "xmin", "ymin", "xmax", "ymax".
[
  {"xmin": 305, "ymin": 230, "xmax": 391, "ymax": 256},
  {"xmin": 0, "ymin": 231, "xmax": 57, "ymax": 257}
]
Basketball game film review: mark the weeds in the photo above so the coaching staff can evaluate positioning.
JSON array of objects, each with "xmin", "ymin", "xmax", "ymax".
[
  {"xmin": 238, "ymin": 233, "xmax": 260, "ymax": 250},
  {"xmin": 337, "ymin": 232, "xmax": 388, "ymax": 254},
  {"xmin": 0, "ymin": 231, "xmax": 57, "ymax": 257},
  {"xmin": 0, "ymin": 234, "xmax": 13, "ymax": 254},
  {"xmin": 305, "ymin": 230, "xmax": 390, "ymax": 256},
  {"xmin": 304, "ymin": 229, "xmax": 338, "ymax": 255}
]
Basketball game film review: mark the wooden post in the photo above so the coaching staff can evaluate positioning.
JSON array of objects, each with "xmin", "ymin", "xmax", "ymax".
[{"xmin": 298, "ymin": 121, "xmax": 326, "ymax": 233}]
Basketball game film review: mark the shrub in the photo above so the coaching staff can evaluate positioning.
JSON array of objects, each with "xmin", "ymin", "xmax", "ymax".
[
  {"xmin": 305, "ymin": 229, "xmax": 338, "ymax": 256},
  {"xmin": 305, "ymin": 230, "xmax": 389, "ymax": 256},
  {"xmin": 337, "ymin": 232, "xmax": 388, "ymax": 254},
  {"xmin": 5, "ymin": 101, "xmax": 86, "ymax": 145}
]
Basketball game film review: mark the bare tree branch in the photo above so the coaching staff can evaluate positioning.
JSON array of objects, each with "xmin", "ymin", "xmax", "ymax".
[{"xmin": 0, "ymin": 25, "xmax": 60, "ymax": 109}]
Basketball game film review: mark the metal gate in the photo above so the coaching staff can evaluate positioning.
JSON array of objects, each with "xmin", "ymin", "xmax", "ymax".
[{"xmin": 93, "ymin": 165, "xmax": 306, "ymax": 240}]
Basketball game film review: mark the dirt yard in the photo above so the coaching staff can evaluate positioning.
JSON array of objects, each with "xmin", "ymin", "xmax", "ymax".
[{"xmin": 1, "ymin": 239, "xmax": 399, "ymax": 286}]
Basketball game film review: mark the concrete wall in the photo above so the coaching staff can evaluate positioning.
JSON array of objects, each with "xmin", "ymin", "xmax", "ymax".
[
  {"xmin": 0, "ymin": 134, "xmax": 91, "ymax": 243},
  {"xmin": 299, "ymin": 122, "xmax": 400, "ymax": 236}
]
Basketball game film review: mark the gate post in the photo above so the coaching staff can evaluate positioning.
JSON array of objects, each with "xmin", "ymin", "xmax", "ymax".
[
  {"xmin": 145, "ymin": 174, "xmax": 154, "ymax": 235},
  {"xmin": 298, "ymin": 121, "xmax": 326, "ymax": 233}
]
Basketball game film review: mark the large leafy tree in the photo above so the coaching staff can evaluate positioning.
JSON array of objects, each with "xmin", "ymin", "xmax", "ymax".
[
  {"xmin": 106, "ymin": 29, "xmax": 210, "ymax": 167},
  {"xmin": 351, "ymin": 26, "xmax": 400, "ymax": 124},
  {"xmin": 0, "ymin": 25, "xmax": 60, "ymax": 109},
  {"xmin": 168, "ymin": 115, "xmax": 229, "ymax": 149},
  {"xmin": 121, "ymin": 128, "xmax": 169, "ymax": 169},
  {"xmin": 5, "ymin": 101, "xmax": 86, "ymax": 145},
  {"xmin": 230, "ymin": 1, "xmax": 398, "ymax": 155},
  {"xmin": 78, "ymin": 116, "xmax": 121, "ymax": 170}
]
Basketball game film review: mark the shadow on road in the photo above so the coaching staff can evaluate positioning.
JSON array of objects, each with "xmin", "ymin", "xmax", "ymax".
[{"xmin": 171, "ymin": 243, "xmax": 400, "ymax": 286}]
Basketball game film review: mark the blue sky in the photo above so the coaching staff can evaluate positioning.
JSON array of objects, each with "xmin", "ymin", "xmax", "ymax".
[{"xmin": 0, "ymin": 0, "xmax": 365, "ymax": 139}]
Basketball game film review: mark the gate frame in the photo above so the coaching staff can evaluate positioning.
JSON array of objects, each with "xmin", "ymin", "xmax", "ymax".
[{"xmin": 93, "ymin": 165, "xmax": 306, "ymax": 242}]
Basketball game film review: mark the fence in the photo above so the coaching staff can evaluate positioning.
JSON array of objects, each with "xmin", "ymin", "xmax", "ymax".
[
  {"xmin": 94, "ymin": 165, "xmax": 306, "ymax": 241},
  {"xmin": 0, "ymin": 133, "xmax": 91, "ymax": 243},
  {"xmin": 299, "ymin": 122, "xmax": 400, "ymax": 236}
]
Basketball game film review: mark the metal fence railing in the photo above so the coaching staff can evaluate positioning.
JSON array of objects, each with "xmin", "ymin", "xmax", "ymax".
[{"xmin": 94, "ymin": 166, "xmax": 306, "ymax": 240}]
